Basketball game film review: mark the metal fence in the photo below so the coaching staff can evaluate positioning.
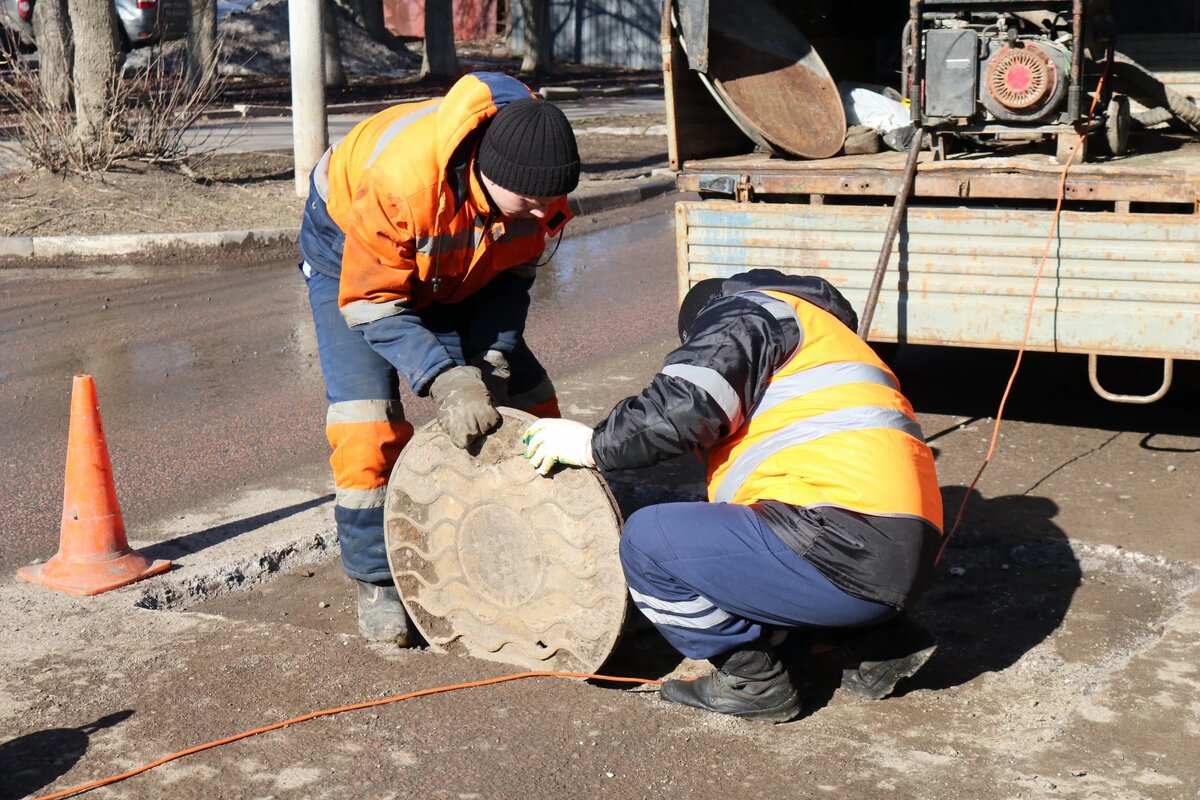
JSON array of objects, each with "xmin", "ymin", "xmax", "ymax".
[{"xmin": 508, "ymin": 0, "xmax": 660, "ymax": 70}]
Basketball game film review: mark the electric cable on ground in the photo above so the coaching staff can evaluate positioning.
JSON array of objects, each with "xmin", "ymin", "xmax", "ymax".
[
  {"xmin": 31, "ymin": 670, "xmax": 663, "ymax": 800},
  {"xmin": 938, "ymin": 63, "xmax": 1110, "ymax": 563}
]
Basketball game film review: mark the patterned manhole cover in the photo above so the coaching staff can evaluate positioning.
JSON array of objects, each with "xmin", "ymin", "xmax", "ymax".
[{"xmin": 384, "ymin": 408, "xmax": 629, "ymax": 673}]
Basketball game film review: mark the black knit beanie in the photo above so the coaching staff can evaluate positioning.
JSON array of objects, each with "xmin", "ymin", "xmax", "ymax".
[{"xmin": 478, "ymin": 98, "xmax": 581, "ymax": 198}]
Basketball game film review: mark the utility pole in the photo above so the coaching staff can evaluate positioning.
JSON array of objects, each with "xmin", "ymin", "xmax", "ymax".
[{"xmin": 289, "ymin": 0, "xmax": 328, "ymax": 196}]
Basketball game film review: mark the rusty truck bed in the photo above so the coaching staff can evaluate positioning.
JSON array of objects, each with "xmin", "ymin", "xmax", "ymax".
[
  {"xmin": 676, "ymin": 139, "xmax": 1200, "ymax": 207},
  {"xmin": 671, "ymin": 140, "xmax": 1200, "ymax": 402}
]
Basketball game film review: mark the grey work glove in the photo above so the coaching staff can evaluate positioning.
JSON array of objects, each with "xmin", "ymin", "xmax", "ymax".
[
  {"xmin": 468, "ymin": 349, "xmax": 511, "ymax": 407},
  {"xmin": 429, "ymin": 365, "xmax": 501, "ymax": 448}
]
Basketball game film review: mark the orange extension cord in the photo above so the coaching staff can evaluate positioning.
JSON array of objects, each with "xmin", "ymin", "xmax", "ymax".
[
  {"xmin": 32, "ymin": 671, "xmax": 663, "ymax": 800},
  {"xmin": 34, "ymin": 62, "xmax": 1114, "ymax": 800},
  {"xmin": 938, "ymin": 65, "xmax": 1110, "ymax": 563}
]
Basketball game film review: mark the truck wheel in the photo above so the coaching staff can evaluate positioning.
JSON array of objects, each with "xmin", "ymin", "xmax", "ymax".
[{"xmin": 1104, "ymin": 95, "xmax": 1131, "ymax": 157}]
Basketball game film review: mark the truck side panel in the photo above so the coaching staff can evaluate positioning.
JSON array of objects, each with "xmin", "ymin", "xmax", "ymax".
[{"xmin": 677, "ymin": 200, "xmax": 1200, "ymax": 359}]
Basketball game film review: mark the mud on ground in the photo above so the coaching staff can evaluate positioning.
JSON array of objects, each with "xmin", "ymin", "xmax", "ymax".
[{"xmin": 8, "ymin": 453, "xmax": 1196, "ymax": 799}]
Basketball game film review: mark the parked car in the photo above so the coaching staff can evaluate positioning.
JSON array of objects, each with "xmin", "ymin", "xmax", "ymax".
[{"xmin": 0, "ymin": 0, "xmax": 188, "ymax": 52}]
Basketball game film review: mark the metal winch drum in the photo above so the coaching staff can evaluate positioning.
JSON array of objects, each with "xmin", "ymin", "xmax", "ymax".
[{"xmin": 383, "ymin": 408, "xmax": 629, "ymax": 673}]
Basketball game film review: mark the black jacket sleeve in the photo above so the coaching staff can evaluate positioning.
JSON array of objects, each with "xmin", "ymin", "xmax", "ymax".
[{"xmin": 591, "ymin": 292, "xmax": 801, "ymax": 471}]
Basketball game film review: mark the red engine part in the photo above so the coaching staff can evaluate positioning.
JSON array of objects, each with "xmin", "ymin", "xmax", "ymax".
[{"xmin": 985, "ymin": 43, "xmax": 1059, "ymax": 111}]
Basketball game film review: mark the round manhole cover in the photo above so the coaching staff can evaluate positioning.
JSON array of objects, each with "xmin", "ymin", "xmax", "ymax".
[
  {"xmin": 697, "ymin": 0, "xmax": 846, "ymax": 159},
  {"xmin": 384, "ymin": 408, "xmax": 629, "ymax": 673}
]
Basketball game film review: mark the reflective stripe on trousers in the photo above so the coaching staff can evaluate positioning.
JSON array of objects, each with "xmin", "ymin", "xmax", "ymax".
[
  {"xmin": 302, "ymin": 262, "xmax": 560, "ymax": 580},
  {"xmin": 619, "ymin": 501, "xmax": 894, "ymax": 660},
  {"xmin": 304, "ymin": 263, "xmax": 412, "ymax": 583}
]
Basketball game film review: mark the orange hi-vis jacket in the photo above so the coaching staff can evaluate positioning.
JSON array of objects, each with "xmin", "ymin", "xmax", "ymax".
[
  {"xmin": 321, "ymin": 72, "xmax": 572, "ymax": 325},
  {"xmin": 707, "ymin": 290, "xmax": 943, "ymax": 531}
]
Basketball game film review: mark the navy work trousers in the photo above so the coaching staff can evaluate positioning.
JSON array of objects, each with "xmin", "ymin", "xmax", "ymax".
[
  {"xmin": 302, "ymin": 264, "xmax": 555, "ymax": 583},
  {"xmin": 619, "ymin": 501, "xmax": 896, "ymax": 660}
]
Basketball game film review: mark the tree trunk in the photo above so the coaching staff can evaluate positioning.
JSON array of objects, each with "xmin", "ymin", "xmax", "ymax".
[
  {"xmin": 32, "ymin": 0, "xmax": 73, "ymax": 108},
  {"xmin": 421, "ymin": 0, "xmax": 458, "ymax": 79},
  {"xmin": 322, "ymin": 0, "xmax": 347, "ymax": 87},
  {"xmin": 67, "ymin": 0, "xmax": 123, "ymax": 151},
  {"xmin": 343, "ymin": 0, "xmax": 387, "ymax": 43},
  {"xmin": 186, "ymin": 0, "xmax": 219, "ymax": 90},
  {"xmin": 518, "ymin": 0, "xmax": 551, "ymax": 75}
]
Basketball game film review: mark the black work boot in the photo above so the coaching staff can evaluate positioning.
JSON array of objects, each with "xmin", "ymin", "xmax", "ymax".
[
  {"xmin": 660, "ymin": 644, "xmax": 800, "ymax": 723},
  {"xmin": 839, "ymin": 616, "xmax": 937, "ymax": 700},
  {"xmin": 355, "ymin": 579, "xmax": 411, "ymax": 645}
]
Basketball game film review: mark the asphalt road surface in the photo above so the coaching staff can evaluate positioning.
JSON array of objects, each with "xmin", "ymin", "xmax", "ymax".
[
  {"xmin": 0, "ymin": 196, "xmax": 681, "ymax": 573},
  {"xmin": 3, "ymin": 196, "xmax": 1200, "ymax": 799},
  {"xmin": 3, "ymin": 192, "xmax": 1200, "ymax": 571}
]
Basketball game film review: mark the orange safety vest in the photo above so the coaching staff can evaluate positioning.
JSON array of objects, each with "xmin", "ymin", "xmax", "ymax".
[
  {"xmin": 707, "ymin": 290, "xmax": 943, "ymax": 532},
  {"xmin": 322, "ymin": 73, "xmax": 572, "ymax": 322}
]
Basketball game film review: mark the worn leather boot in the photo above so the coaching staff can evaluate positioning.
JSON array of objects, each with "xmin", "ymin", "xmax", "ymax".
[
  {"xmin": 839, "ymin": 615, "xmax": 937, "ymax": 700},
  {"xmin": 660, "ymin": 645, "xmax": 800, "ymax": 723},
  {"xmin": 355, "ymin": 580, "xmax": 411, "ymax": 645}
]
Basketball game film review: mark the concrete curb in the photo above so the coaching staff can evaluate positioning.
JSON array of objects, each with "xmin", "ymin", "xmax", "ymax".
[
  {"xmin": 568, "ymin": 174, "xmax": 675, "ymax": 217},
  {"xmin": 3, "ymin": 227, "xmax": 301, "ymax": 260},
  {"xmin": 0, "ymin": 176, "xmax": 678, "ymax": 262}
]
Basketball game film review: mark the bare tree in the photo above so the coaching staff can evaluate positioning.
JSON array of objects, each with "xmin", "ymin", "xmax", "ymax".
[
  {"xmin": 342, "ymin": 0, "xmax": 387, "ymax": 43},
  {"xmin": 518, "ymin": 0, "xmax": 551, "ymax": 75},
  {"xmin": 66, "ymin": 0, "xmax": 122, "ymax": 149},
  {"xmin": 322, "ymin": 0, "xmax": 347, "ymax": 87},
  {"xmin": 31, "ymin": 0, "xmax": 72, "ymax": 108},
  {"xmin": 186, "ymin": 0, "xmax": 218, "ymax": 90},
  {"xmin": 421, "ymin": 0, "xmax": 458, "ymax": 79}
]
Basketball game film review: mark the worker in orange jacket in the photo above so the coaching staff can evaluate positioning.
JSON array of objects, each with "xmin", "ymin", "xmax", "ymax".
[
  {"xmin": 524, "ymin": 270, "xmax": 943, "ymax": 722},
  {"xmin": 299, "ymin": 72, "xmax": 579, "ymax": 643}
]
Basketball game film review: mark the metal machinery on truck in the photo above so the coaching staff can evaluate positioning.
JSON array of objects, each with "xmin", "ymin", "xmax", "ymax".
[
  {"xmin": 912, "ymin": 1, "xmax": 1128, "ymax": 161},
  {"xmin": 664, "ymin": 0, "xmax": 1200, "ymax": 402}
]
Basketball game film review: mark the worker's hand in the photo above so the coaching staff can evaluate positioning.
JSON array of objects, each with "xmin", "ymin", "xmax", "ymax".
[
  {"xmin": 429, "ymin": 365, "xmax": 501, "ymax": 448},
  {"xmin": 522, "ymin": 418, "xmax": 596, "ymax": 476},
  {"xmin": 469, "ymin": 349, "xmax": 511, "ymax": 407}
]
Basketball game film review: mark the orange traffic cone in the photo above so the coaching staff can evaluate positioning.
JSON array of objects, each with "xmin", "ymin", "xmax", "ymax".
[{"xmin": 17, "ymin": 375, "xmax": 171, "ymax": 596}]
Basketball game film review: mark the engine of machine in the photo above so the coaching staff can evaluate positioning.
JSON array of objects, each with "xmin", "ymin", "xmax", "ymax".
[{"xmin": 922, "ymin": 14, "xmax": 1075, "ymax": 124}]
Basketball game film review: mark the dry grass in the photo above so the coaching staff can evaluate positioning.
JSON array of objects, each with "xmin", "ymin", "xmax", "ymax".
[
  {"xmin": 0, "ymin": 152, "xmax": 303, "ymax": 237},
  {"xmin": 0, "ymin": 40, "xmax": 227, "ymax": 174}
]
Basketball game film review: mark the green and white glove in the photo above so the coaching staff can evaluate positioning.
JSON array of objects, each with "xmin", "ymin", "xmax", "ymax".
[{"xmin": 522, "ymin": 419, "xmax": 597, "ymax": 476}]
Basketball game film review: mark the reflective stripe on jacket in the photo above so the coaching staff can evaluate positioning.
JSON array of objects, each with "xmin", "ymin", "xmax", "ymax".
[
  {"xmin": 706, "ymin": 290, "xmax": 943, "ymax": 531},
  {"xmin": 323, "ymin": 72, "xmax": 572, "ymax": 320}
]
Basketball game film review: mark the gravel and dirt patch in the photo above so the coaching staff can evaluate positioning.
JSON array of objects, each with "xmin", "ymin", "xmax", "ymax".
[
  {"xmin": 0, "ymin": 112, "xmax": 668, "ymax": 240},
  {"xmin": 6, "ymin": 436, "xmax": 1198, "ymax": 799},
  {"xmin": 0, "ymin": 152, "xmax": 303, "ymax": 238}
]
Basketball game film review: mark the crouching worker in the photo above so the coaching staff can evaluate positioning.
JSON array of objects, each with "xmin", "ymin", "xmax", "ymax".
[
  {"xmin": 522, "ymin": 269, "xmax": 943, "ymax": 722},
  {"xmin": 299, "ymin": 72, "xmax": 580, "ymax": 643}
]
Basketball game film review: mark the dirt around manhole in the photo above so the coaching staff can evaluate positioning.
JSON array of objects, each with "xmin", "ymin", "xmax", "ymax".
[
  {"xmin": 189, "ymin": 478, "xmax": 1198, "ymax": 709},
  {"xmin": 16, "ymin": 459, "xmax": 1196, "ymax": 798}
]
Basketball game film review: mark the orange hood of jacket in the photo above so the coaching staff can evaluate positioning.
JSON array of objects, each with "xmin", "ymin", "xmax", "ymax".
[{"xmin": 324, "ymin": 72, "xmax": 572, "ymax": 314}]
